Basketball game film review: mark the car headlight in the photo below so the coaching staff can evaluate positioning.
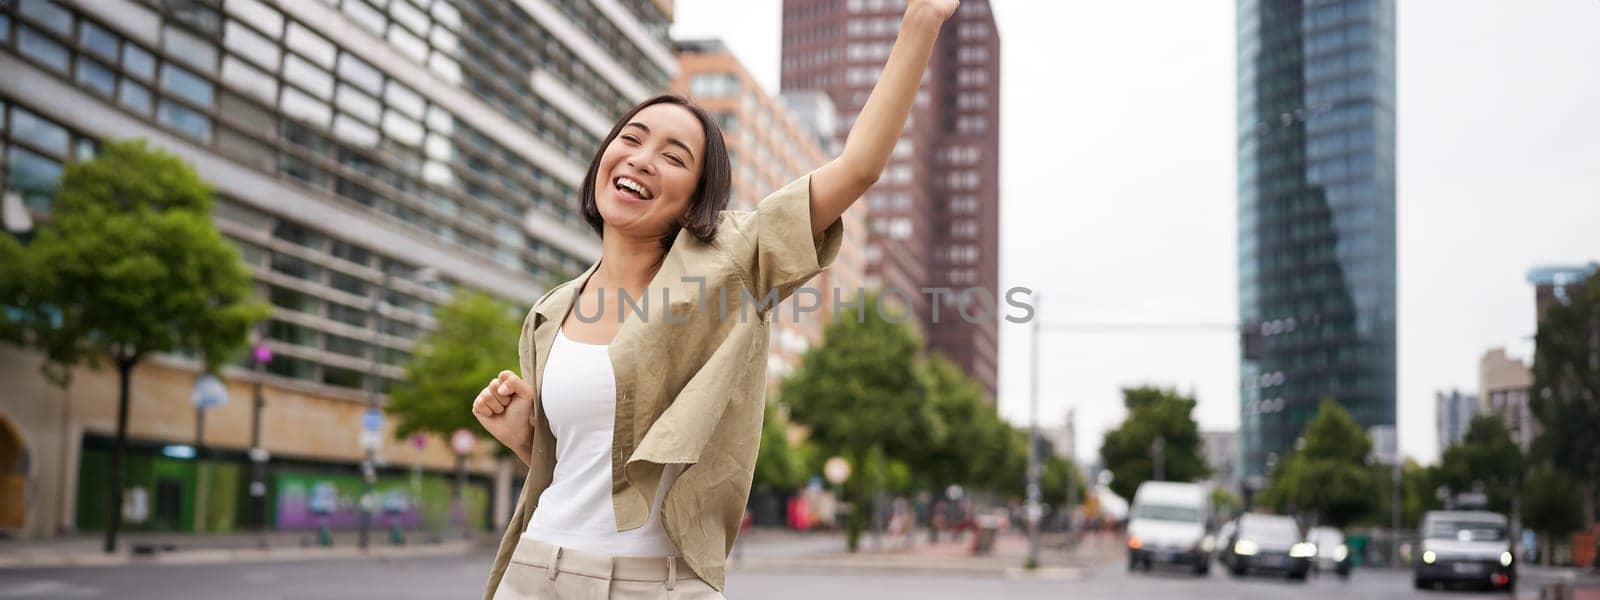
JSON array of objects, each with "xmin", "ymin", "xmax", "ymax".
[
  {"xmin": 1334, "ymin": 544, "xmax": 1349, "ymax": 561},
  {"xmin": 1290, "ymin": 542, "xmax": 1317, "ymax": 558},
  {"xmin": 1234, "ymin": 540, "xmax": 1259, "ymax": 556},
  {"xmin": 1500, "ymin": 551, "xmax": 1513, "ymax": 567},
  {"xmin": 1128, "ymin": 536, "xmax": 1143, "ymax": 550},
  {"xmin": 1200, "ymin": 535, "xmax": 1216, "ymax": 553},
  {"xmin": 1422, "ymin": 550, "xmax": 1437, "ymax": 564}
]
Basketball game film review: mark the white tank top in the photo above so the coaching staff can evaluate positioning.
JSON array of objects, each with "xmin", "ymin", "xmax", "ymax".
[{"xmin": 522, "ymin": 327, "xmax": 683, "ymax": 557}]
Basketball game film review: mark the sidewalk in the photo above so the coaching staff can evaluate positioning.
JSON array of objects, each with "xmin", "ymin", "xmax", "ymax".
[
  {"xmin": 0, "ymin": 529, "xmax": 496, "ymax": 569},
  {"xmin": 728, "ymin": 528, "xmax": 1125, "ymax": 580}
]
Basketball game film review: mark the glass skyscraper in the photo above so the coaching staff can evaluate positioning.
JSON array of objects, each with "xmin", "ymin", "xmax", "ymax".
[{"xmin": 1236, "ymin": 0, "xmax": 1396, "ymax": 480}]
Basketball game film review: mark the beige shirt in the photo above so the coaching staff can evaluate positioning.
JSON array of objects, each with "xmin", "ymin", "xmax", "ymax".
[{"xmin": 483, "ymin": 171, "xmax": 844, "ymax": 597}]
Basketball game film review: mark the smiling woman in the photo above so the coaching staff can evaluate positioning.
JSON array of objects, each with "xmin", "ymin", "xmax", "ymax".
[{"xmin": 471, "ymin": 2, "xmax": 962, "ymax": 599}]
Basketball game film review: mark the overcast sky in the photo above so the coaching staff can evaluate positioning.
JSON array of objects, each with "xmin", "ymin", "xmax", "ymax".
[{"xmin": 671, "ymin": 0, "xmax": 1600, "ymax": 465}]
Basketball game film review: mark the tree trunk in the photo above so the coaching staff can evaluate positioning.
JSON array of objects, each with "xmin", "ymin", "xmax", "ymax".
[{"xmin": 104, "ymin": 355, "xmax": 134, "ymax": 553}]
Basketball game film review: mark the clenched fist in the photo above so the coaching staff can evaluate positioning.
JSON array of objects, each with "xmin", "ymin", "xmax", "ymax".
[
  {"xmin": 472, "ymin": 370, "xmax": 535, "ymax": 464},
  {"xmin": 907, "ymin": 0, "xmax": 959, "ymax": 23}
]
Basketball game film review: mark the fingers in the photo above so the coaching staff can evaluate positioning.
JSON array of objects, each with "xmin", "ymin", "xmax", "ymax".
[{"xmin": 496, "ymin": 370, "xmax": 532, "ymax": 399}]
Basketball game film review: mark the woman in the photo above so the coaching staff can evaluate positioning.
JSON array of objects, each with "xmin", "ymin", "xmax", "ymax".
[{"xmin": 472, "ymin": 1, "xmax": 959, "ymax": 597}]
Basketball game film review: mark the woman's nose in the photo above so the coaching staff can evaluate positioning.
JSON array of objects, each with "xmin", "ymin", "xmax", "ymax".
[{"xmin": 626, "ymin": 154, "xmax": 655, "ymax": 175}]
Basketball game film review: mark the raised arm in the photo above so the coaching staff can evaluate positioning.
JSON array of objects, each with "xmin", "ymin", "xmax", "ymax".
[{"xmin": 808, "ymin": 0, "xmax": 959, "ymax": 241}]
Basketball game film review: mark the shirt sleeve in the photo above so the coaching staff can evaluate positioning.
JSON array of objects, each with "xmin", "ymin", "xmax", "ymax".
[{"xmin": 718, "ymin": 170, "xmax": 846, "ymax": 306}]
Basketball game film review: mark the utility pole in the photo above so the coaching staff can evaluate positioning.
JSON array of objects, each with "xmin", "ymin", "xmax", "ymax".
[
  {"xmin": 358, "ymin": 269, "xmax": 391, "ymax": 550},
  {"xmin": 1026, "ymin": 294, "xmax": 1041, "ymax": 568},
  {"xmin": 249, "ymin": 341, "xmax": 272, "ymax": 547}
]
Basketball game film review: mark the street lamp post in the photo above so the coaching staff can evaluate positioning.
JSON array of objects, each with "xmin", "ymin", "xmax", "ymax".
[
  {"xmin": 357, "ymin": 270, "xmax": 392, "ymax": 550},
  {"xmin": 1026, "ymin": 294, "xmax": 1042, "ymax": 568},
  {"xmin": 248, "ymin": 342, "xmax": 272, "ymax": 547},
  {"xmin": 451, "ymin": 428, "xmax": 476, "ymax": 540}
]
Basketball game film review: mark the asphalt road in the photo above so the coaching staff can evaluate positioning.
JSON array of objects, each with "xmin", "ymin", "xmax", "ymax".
[{"xmin": 0, "ymin": 552, "xmax": 1538, "ymax": 599}]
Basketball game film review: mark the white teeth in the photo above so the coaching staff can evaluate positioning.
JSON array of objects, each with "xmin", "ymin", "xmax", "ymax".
[{"xmin": 615, "ymin": 177, "xmax": 651, "ymax": 199}]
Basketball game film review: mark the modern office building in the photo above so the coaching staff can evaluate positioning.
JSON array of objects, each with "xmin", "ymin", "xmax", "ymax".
[
  {"xmin": 0, "ymin": 0, "xmax": 674, "ymax": 539},
  {"xmin": 1478, "ymin": 347, "xmax": 1534, "ymax": 454},
  {"xmin": 672, "ymin": 37, "xmax": 866, "ymax": 386},
  {"xmin": 1236, "ymin": 0, "xmax": 1397, "ymax": 479},
  {"xmin": 1434, "ymin": 389, "xmax": 1477, "ymax": 455},
  {"xmin": 1202, "ymin": 430, "xmax": 1239, "ymax": 490},
  {"xmin": 779, "ymin": 0, "xmax": 1001, "ymax": 399}
]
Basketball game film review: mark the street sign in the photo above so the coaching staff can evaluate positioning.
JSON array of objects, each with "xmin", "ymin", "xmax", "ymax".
[
  {"xmin": 248, "ymin": 447, "xmax": 270, "ymax": 463},
  {"xmin": 253, "ymin": 343, "xmax": 273, "ymax": 364},
  {"xmin": 191, "ymin": 373, "xmax": 228, "ymax": 409},
  {"xmin": 824, "ymin": 457, "xmax": 850, "ymax": 485},
  {"xmin": 451, "ymin": 428, "xmax": 475, "ymax": 456},
  {"xmin": 412, "ymin": 433, "xmax": 427, "ymax": 450},
  {"xmin": 363, "ymin": 408, "xmax": 383, "ymax": 433}
]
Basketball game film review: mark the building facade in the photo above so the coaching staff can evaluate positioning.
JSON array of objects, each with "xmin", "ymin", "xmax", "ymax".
[
  {"xmin": 1434, "ymin": 389, "xmax": 1477, "ymax": 456},
  {"xmin": 779, "ymin": 0, "xmax": 1000, "ymax": 399},
  {"xmin": 671, "ymin": 38, "xmax": 866, "ymax": 386},
  {"xmin": 1236, "ymin": 0, "xmax": 1397, "ymax": 479},
  {"xmin": 1478, "ymin": 347, "xmax": 1534, "ymax": 454},
  {"xmin": 0, "ymin": 0, "xmax": 674, "ymax": 539}
]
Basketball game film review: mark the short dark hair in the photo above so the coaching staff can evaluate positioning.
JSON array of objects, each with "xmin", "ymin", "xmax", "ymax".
[{"xmin": 579, "ymin": 94, "xmax": 731, "ymax": 249}]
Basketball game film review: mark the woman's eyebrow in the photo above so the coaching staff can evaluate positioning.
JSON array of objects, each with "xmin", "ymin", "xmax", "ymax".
[{"xmin": 624, "ymin": 121, "xmax": 697, "ymax": 163}]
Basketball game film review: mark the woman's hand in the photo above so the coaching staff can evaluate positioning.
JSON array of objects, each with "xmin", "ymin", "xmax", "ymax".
[
  {"xmin": 907, "ymin": 0, "xmax": 959, "ymax": 23},
  {"xmin": 472, "ymin": 370, "xmax": 536, "ymax": 465}
]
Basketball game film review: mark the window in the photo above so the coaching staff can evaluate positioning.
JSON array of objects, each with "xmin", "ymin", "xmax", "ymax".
[
  {"xmin": 337, "ymin": 53, "xmax": 384, "ymax": 95},
  {"xmin": 79, "ymin": 20, "xmax": 120, "ymax": 62},
  {"xmin": 382, "ymin": 111, "xmax": 424, "ymax": 146},
  {"xmin": 342, "ymin": 0, "xmax": 387, "ymax": 35},
  {"xmin": 221, "ymin": 56, "xmax": 277, "ymax": 104},
  {"xmin": 326, "ymin": 301, "xmax": 368, "ymax": 327},
  {"xmin": 75, "ymin": 56, "xmax": 117, "ymax": 97},
  {"xmin": 18, "ymin": 26, "xmax": 70, "ymax": 73},
  {"xmin": 283, "ymin": 54, "xmax": 334, "ymax": 99},
  {"xmin": 689, "ymin": 73, "xmax": 738, "ymax": 98},
  {"xmin": 224, "ymin": 19, "xmax": 280, "ymax": 70},
  {"xmin": 324, "ymin": 332, "xmax": 369, "ymax": 358},
  {"xmin": 266, "ymin": 354, "xmax": 316, "ymax": 380},
  {"xmin": 386, "ymin": 26, "xmax": 428, "ymax": 62},
  {"xmin": 321, "ymin": 365, "xmax": 366, "ymax": 389},
  {"xmin": 11, "ymin": 108, "xmax": 70, "ymax": 156},
  {"xmin": 269, "ymin": 251, "xmax": 322, "ymax": 282},
  {"xmin": 332, "ymin": 114, "xmax": 380, "ymax": 148},
  {"xmin": 285, "ymin": 22, "xmax": 335, "ymax": 68},
  {"xmin": 266, "ymin": 319, "xmax": 317, "ymax": 346},
  {"xmin": 388, "ymin": 0, "xmax": 430, "ymax": 34},
  {"xmin": 336, "ymin": 84, "xmax": 381, "ymax": 124},
  {"xmin": 160, "ymin": 63, "xmax": 215, "ymax": 107},
  {"xmin": 281, "ymin": 87, "xmax": 332, "ymax": 126},
  {"xmin": 331, "ymin": 240, "xmax": 371, "ymax": 266},
  {"xmin": 269, "ymin": 284, "xmax": 320, "ymax": 314},
  {"xmin": 7, "ymin": 147, "xmax": 63, "ymax": 211},
  {"xmin": 162, "ymin": 26, "xmax": 218, "ymax": 72},
  {"xmin": 384, "ymin": 82, "xmax": 425, "ymax": 119},
  {"xmin": 122, "ymin": 43, "xmax": 156, "ymax": 81},
  {"xmin": 119, "ymin": 80, "xmax": 153, "ymax": 114},
  {"xmin": 159, "ymin": 99, "xmax": 210, "ymax": 139},
  {"xmin": 19, "ymin": 0, "xmax": 72, "ymax": 35}
]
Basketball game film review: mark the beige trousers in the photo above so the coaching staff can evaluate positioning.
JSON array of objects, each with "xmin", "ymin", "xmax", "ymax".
[{"xmin": 492, "ymin": 537, "xmax": 726, "ymax": 600}]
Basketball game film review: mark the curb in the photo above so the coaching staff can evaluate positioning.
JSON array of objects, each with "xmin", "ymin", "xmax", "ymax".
[{"xmin": 0, "ymin": 540, "xmax": 480, "ymax": 570}]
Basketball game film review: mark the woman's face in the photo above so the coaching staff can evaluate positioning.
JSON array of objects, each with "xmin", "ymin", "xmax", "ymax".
[{"xmin": 594, "ymin": 103, "xmax": 706, "ymax": 241}]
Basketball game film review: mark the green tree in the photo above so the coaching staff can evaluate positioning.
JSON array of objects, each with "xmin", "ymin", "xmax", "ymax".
[
  {"xmin": 782, "ymin": 293, "xmax": 943, "ymax": 550},
  {"xmin": 1435, "ymin": 415, "xmax": 1525, "ymax": 514},
  {"xmin": 388, "ymin": 290, "xmax": 522, "ymax": 445},
  {"xmin": 1530, "ymin": 269, "xmax": 1600, "ymax": 529},
  {"xmin": 1522, "ymin": 467, "xmax": 1585, "ymax": 564},
  {"xmin": 5, "ymin": 139, "xmax": 268, "ymax": 552},
  {"xmin": 919, "ymin": 355, "xmax": 1012, "ymax": 493},
  {"xmin": 752, "ymin": 401, "xmax": 809, "ymax": 494},
  {"xmin": 1260, "ymin": 399, "xmax": 1378, "ymax": 528},
  {"xmin": 1098, "ymin": 386, "xmax": 1209, "ymax": 501}
]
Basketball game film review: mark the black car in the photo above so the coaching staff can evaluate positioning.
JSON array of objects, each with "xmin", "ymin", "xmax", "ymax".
[{"xmin": 1218, "ymin": 513, "xmax": 1313, "ymax": 580}]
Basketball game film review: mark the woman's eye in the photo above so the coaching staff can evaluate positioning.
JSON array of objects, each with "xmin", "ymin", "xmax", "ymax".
[
  {"xmin": 621, "ymin": 135, "xmax": 639, "ymax": 143},
  {"xmin": 666, "ymin": 154, "xmax": 685, "ymax": 167}
]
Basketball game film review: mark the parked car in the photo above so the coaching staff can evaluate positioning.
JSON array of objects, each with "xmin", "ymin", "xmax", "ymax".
[
  {"xmin": 1307, "ymin": 526, "xmax": 1352, "ymax": 578},
  {"xmin": 1414, "ymin": 510, "xmax": 1515, "ymax": 591},
  {"xmin": 1218, "ymin": 513, "xmax": 1312, "ymax": 580},
  {"xmin": 1125, "ymin": 481, "xmax": 1214, "ymax": 575}
]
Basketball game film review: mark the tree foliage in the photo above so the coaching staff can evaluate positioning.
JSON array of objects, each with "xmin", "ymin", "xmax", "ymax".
[
  {"xmin": 1435, "ymin": 415, "xmax": 1524, "ymax": 514},
  {"xmin": 753, "ymin": 401, "xmax": 811, "ymax": 493},
  {"xmin": 388, "ymin": 290, "xmax": 522, "ymax": 443},
  {"xmin": 918, "ymin": 354, "xmax": 1015, "ymax": 493},
  {"xmin": 1522, "ymin": 467, "xmax": 1585, "ymax": 538},
  {"xmin": 1260, "ymin": 399, "xmax": 1378, "ymax": 528},
  {"xmin": 7, "ymin": 139, "xmax": 268, "ymax": 380},
  {"xmin": 1529, "ymin": 269, "xmax": 1600, "ymax": 528},
  {"xmin": 1098, "ymin": 386, "xmax": 1209, "ymax": 501}
]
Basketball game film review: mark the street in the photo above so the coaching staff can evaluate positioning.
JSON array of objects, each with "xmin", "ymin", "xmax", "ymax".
[{"xmin": 0, "ymin": 551, "xmax": 1538, "ymax": 600}]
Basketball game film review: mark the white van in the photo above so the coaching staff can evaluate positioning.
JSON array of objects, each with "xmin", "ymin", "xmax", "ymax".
[{"xmin": 1126, "ymin": 481, "xmax": 1214, "ymax": 576}]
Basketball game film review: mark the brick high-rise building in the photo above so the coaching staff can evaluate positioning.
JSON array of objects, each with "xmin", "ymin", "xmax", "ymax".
[{"xmin": 779, "ymin": 0, "xmax": 1000, "ymax": 399}]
